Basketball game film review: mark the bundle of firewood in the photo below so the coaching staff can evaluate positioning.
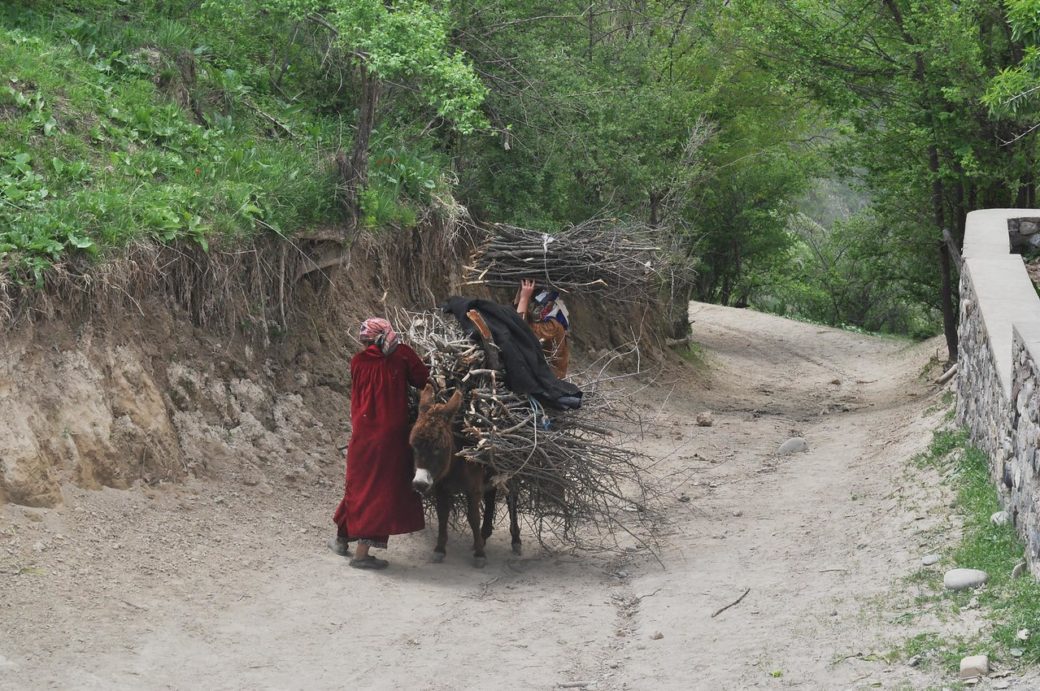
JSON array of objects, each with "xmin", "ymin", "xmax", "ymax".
[
  {"xmin": 464, "ymin": 219, "xmax": 663, "ymax": 302},
  {"xmin": 396, "ymin": 308, "xmax": 656, "ymax": 549}
]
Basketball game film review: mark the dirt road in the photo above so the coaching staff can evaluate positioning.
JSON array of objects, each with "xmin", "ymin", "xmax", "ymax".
[{"xmin": 1, "ymin": 303, "xmax": 957, "ymax": 689}]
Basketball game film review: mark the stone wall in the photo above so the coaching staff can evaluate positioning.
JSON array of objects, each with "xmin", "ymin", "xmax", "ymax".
[
  {"xmin": 956, "ymin": 208, "xmax": 1040, "ymax": 577},
  {"xmin": 1011, "ymin": 324, "xmax": 1040, "ymax": 557},
  {"xmin": 956, "ymin": 268, "xmax": 1007, "ymax": 465}
]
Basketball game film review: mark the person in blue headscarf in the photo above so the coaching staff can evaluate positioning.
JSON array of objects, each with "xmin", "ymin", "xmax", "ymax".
[{"xmin": 515, "ymin": 279, "xmax": 570, "ymax": 378}]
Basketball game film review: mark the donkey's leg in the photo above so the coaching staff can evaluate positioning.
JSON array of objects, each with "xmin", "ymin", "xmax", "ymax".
[
  {"xmin": 460, "ymin": 463, "xmax": 487, "ymax": 568},
  {"xmin": 467, "ymin": 489, "xmax": 486, "ymax": 568},
  {"xmin": 481, "ymin": 486, "xmax": 497, "ymax": 540},
  {"xmin": 507, "ymin": 485, "xmax": 522, "ymax": 555},
  {"xmin": 433, "ymin": 487, "xmax": 451, "ymax": 563}
]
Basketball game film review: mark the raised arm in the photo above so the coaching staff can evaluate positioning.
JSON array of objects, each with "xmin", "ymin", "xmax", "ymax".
[{"xmin": 516, "ymin": 279, "xmax": 536, "ymax": 318}]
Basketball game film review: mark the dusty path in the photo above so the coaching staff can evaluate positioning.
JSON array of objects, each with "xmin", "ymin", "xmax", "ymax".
[{"xmin": 1, "ymin": 303, "xmax": 955, "ymax": 690}]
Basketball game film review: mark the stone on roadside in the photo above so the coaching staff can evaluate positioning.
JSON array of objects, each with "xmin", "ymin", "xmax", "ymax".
[
  {"xmin": 990, "ymin": 511, "xmax": 1010, "ymax": 526},
  {"xmin": 921, "ymin": 554, "xmax": 940, "ymax": 566},
  {"xmin": 777, "ymin": 437, "xmax": 809, "ymax": 455},
  {"xmin": 1017, "ymin": 628, "xmax": 1030, "ymax": 641},
  {"xmin": 943, "ymin": 568, "xmax": 988, "ymax": 591},
  {"xmin": 696, "ymin": 411, "xmax": 714, "ymax": 427},
  {"xmin": 650, "ymin": 632, "xmax": 664, "ymax": 640},
  {"xmin": 959, "ymin": 654, "xmax": 988, "ymax": 679}
]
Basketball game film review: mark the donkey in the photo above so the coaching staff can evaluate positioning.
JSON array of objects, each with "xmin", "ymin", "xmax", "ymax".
[{"xmin": 409, "ymin": 383, "xmax": 521, "ymax": 567}]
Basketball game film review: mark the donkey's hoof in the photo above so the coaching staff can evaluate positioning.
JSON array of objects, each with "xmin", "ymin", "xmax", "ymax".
[
  {"xmin": 511, "ymin": 543, "xmax": 522, "ymax": 556},
  {"xmin": 473, "ymin": 556, "xmax": 487, "ymax": 569},
  {"xmin": 432, "ymin": 551, "xmax": 446, "ymax": 564}
]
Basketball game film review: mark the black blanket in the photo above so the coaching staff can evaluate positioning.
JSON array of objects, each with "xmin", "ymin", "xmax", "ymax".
[{"xmin": 442, "ymin": 296, "xmax": 582, "ymax": 409}]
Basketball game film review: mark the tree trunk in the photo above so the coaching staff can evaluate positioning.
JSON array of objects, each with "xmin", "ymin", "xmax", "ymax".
[
  {"xmin": 882, "ymin": 0, "xmax": 958, "ymax": 361},
  {"xmin": 930, "ymin": 145, "xmax": 958, "ymax": 362},
  {"xmin": 648, "ymin": 190, "xmax": 662, "ymax": 228},
  {"xmin": 939, "ymin": 237, "xmax": 957, "ymax": 361},
  {"xmin": 339, "ymin": 63, "xmax": 380, "ymax": 239}
]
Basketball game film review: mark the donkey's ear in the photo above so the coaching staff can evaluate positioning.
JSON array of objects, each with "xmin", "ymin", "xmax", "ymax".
[
  {"xmin": 419, "ymin": 383, "xmax": 435, "ymax": 412},
  {"xmin": 443, "ymin": 389, "xmax": 463, "ymax": 417}
]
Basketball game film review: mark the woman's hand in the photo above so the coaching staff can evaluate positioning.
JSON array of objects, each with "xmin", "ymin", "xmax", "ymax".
[
  {"xmin": 516, "ymin": 279, "xmax": 536, "ymax": 315},
  {"xmin": 519, "ymin": 279, "xmax": 536, "ymax": 300}
]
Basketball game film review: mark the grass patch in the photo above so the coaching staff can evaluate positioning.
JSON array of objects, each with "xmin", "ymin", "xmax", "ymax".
[
  {"xmin": 678, "ymin": 340, "xmax": 707, "ymax": 367},
  {"xmin": 896, "ymin": 423, "xmax": 1040, "ymax": 673},
  {"xmin": 0, "ymin": 19, "xmax": 337, "ymax": 282},
  {"xmin": 0, "ymin": 3, "xmax": 451, "ymax": 284}
]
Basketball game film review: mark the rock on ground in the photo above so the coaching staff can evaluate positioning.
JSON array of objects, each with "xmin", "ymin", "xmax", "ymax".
[
  {"xmin": 944, "ymin": 568, "xmax": 989, "ymax": 591},
  {"xmin": 959, "ymin": 654, "xmax": 989, "ymax": 679},
  {"xmin": 777, "ymin": 437, "xmax": 809, "ymax": 455}
]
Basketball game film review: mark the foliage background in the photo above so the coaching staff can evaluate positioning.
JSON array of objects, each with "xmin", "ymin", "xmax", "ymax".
[{"xmin": 3, "ymin": 0, "xmax": 1040, "ymax": 339}]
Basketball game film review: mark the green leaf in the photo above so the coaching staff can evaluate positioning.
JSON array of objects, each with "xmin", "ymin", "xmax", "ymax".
[{"xmin": 66, "ymin": 234, "xmax": 94, "ymax": 249}]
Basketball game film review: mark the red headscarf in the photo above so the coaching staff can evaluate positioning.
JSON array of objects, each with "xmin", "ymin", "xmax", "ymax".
[{"xmin": 359, "ymin": 317, "xmax": 399, "ymax": 355}]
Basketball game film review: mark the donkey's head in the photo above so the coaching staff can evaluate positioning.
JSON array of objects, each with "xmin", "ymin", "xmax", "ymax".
[{"xmin": 409, "ymin": 384, "xmax": 463, "ymax": 494}]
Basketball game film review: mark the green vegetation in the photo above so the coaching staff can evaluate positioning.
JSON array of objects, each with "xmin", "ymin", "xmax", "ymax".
[
  {"xmin": 6, "ymin": 1, "xmax": 1040, "ymax": 343},
  {"xmin": 730, "ymin": 0, "xmax": 1040, "ymax": 349},
  {"xmin": 0, "ymin": 0, "xmax": 479, "ymax": 282},
  {"xmin": 0, "ymin": 6, "xmax": 330, "ymax": 282},
  {"xmin": 902, "ymin": 427, "xmax": 1040, "ymax": 672}
]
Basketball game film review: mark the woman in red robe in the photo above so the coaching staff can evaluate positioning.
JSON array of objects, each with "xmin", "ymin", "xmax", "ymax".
[{"xmin": 331, "ymin": 317, "xmax": 429, "ymax": 569}]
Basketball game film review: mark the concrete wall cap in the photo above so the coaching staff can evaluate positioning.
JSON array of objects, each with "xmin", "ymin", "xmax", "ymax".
[
  {"xmin": 964, "ymin": 209, "xmax": 1040, "ymax": 258},
  {"xmin": 1014, "ymin": 321, "xmax": 1040, "ymax": 367}
]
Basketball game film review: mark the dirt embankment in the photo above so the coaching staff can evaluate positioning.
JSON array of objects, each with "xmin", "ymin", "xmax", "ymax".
[
  {"xmin": 0, "ymin": 224, "xmax": 457, "ymax": 509},
  {"xmin": 0, "ymin": 222, "xmax": 659, "ymax": 510}
]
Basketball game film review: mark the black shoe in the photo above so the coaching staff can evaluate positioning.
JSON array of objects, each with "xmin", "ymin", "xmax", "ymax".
[
  {"xmin": 350, "ymin": 555, "xmax": 389, "ymax": 570},
  {"xmin": 328, "ymin": 537, "xmax": 351, "ymax": 557}
]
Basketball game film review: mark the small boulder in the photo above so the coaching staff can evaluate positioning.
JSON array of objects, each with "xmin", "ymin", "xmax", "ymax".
[
  {"xmin": 959, "ymin": 654, "xmax": 988, "ymax": 679},
  {"xmin": 696, "ymin": 412, "xmax": 714, "ymax": 427},
  {"xmin": 944, "ymin": 568, "xmax": 988, "ymax": 591},
  {"xmin": 990, "ymin": 511, "xmax": 1010, "ymax": 526},
  {"xmin": 921, "ymin": 554, "xmax": 940, "ymax": 566},
  {"xmin": 777, "ymin": 437, "xmax": 809, "ymax": 455}
]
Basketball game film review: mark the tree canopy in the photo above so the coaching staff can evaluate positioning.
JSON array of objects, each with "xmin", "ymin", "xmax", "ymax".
[{"xmin": 4, "ymin": 0, "xmax": 1040, "ymax": 344}]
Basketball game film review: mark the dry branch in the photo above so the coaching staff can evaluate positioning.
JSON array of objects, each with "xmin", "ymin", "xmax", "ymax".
[
  {"xmin": 395, "ymin": 307, "xmax": 657, "ymax": 550},
  {"xmin": 711, "ymin": 587, "xmax": 751, "ymax": 618},
  {"xmin": 464, "ymin": 219, "xmax": 667, "ymax": 304}
]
